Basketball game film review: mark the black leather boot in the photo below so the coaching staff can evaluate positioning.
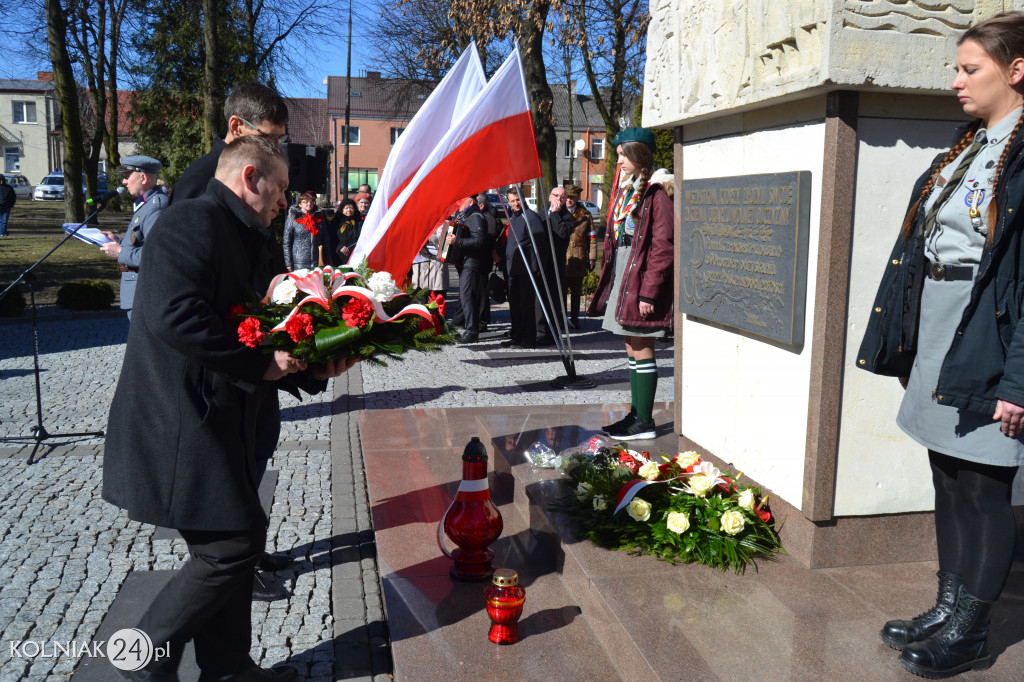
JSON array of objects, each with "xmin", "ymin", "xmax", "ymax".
[
  {"xmin": 880, "ymin": 571, "xmax": 962, "ymax": 650},
  {"xmin": 898, "ymin": 585, "xmax": 994, "ymax": 678}
]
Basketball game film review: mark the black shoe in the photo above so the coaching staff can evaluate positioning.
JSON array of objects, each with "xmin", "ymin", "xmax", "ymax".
[
  {"xmin": 881, "ymin": 571, "xmax": 962, "ymax": 651},
  {"xmin": 257, "ymin": 552, "xmax": 294, "ymax": 572},
  {"xmin": 501, "ymin": 338, "xmax": 533, "ymax": 348},
  {"xmin": 611, "ymin": 418, "xmax": 656, "ymax": 441},
  {"xmin": 480, "ymin": 323, "xmax": 489, "ymax": 332},
  {"xmin": 535, "ymin": 335, "xmax": 555, "ymax": 346},
  {"xmin": 568, "ymin": 318, "xmax": 581, "ymax": 331},
  {"xmin": 898, "ymin": 585, "xmax": 994, "ymax": 678},
  {"xmin": 602, "ymin": 412, "xmax": 637, "ymax": 436},
  {"xmin": 252, "ymin": 570, "xmax": 289, "ymax": 601},
  {"xmin": 458, "ymin": 331, "xmax": 479, "ymax": 344}
]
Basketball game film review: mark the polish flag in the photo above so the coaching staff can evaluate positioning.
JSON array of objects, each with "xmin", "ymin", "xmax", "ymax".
[
  {"xmin": 350, "ymin": 49, "xmax": 542, "ymax": 276},
  {"xmin": 360, "ymin": 43, "xmax": 486, "ymax": 234}
]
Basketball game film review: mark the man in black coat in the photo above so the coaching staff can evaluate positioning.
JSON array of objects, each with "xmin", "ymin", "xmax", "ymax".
[
  {"xmin": 103, "ymin": 137, "xmax": 355, "ymax": 682},
  {"xmin": 503, "ymin": 187, "xmax": 549, "ymax": 348},
  {"xmin": 536, "ymin": 186, "xmax": 573, "ymax": 344},
  {"xmin": 170, "ymin": 81, "xmax": 294, "ymax": 601},
  {"xmin": 446, "ymin": 199, "xmax": 489, "ymax": 343}
]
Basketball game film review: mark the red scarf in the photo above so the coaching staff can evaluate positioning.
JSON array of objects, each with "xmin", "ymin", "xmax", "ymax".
[{"xmin": 295, "ymin": 213, "xmax": 322, "ymax": 236}]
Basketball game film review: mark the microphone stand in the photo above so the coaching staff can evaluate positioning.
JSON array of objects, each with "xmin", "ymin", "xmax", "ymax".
[{"xmin": 0, "ymin": 200, "xmax": 115, "ymax": 463}]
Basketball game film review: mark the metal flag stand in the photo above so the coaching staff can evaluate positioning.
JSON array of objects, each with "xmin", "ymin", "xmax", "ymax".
[
  {"xmin": 500, "ymin": 181, "xmax": 594, "ymax": 390},
  {"xmin": 0, "ymin": 201, "xmax": 116, "ymax": 463}
]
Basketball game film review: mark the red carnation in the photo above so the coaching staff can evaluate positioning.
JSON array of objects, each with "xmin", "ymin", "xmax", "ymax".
[
  {"xmin": 226, "ymin": 304, "xmax": 247, "ymax": 320},
  {"xmin": 341, "ymin": 298, "xmax": 373, "ymax": 328},
  {"xmin": 285, "ymin": 313, "xmax": 314, "ymax": 342},
  {"xmin": 428, "ymin": 291, "xmax": 446, "ymax": 317},
  {"xmin": 238, "ymin": 317, "xmax": 265, "ymax": 348},
  {"xmin": 618, "ymin": 453, "xmax": 640, "ymax": 474}
]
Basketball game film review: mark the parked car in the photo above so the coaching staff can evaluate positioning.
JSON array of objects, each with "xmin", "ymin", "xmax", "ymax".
[
  {"xmin": 525, "ymin": 197, "xmax": 537, "ymax": 211},
  {"xmin": 33, "ymin": 171, "xmax": 109, "ymax": 201},
  {"xmin": 2, "ymin": 173, "xmax": 33, "ymax": 200},
  {"xmin": 33, "ymin": 172, "xmax": 64, "ymax": 201}
]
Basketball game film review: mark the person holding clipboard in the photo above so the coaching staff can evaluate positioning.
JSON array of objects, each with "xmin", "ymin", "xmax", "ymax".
[{"xmin": 100, "ymin": 155, "xmax": 167, "ymax": 320}]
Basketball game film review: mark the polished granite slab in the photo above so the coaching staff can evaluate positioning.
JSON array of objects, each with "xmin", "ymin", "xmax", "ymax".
[{"xmin": 361, "ymin": 404, "xmax": 1024, "ymax": 681}]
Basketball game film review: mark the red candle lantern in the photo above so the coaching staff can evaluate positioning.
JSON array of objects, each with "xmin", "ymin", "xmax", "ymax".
[
  {"xmin": 437, "ymin": 437, "xmax": 503, "ymax": 581},
  {"xmin": 485, "ymin": 568, "xmax": 526, "ymax": 644}
]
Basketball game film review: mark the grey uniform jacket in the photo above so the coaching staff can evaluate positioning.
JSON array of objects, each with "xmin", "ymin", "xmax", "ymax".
[{"xmin": 118, "ymin": 187, "xmax": 168, "ymax": 310}]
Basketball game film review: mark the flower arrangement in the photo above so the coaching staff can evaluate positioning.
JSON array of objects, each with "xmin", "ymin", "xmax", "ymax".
[
  {"xmin": 558, "ymin": 446, "xmax": 785, "ymax": 573},
  {"xmin": 230, "ymin": 262, "xmax": 455, "ymax": 365}
]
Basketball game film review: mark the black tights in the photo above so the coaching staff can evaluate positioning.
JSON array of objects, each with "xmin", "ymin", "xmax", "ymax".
[{"xmin": 930, "ymin": 450, "xmax": 1019, "ymax": 601}]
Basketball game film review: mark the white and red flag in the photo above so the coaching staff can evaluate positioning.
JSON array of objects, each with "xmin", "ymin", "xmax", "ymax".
[
  {"xmin": 350, "ymin": 48, "xmax": 542, "ymax": 277},
  {"xmin": 359, "ymin": 43, "xmax": 486, "ymax": 232}
]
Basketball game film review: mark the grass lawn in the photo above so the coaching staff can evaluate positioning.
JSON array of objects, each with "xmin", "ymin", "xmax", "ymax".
[{"xmin": 1, "ymin": 201, "xmax": 130, "ymax": 308}]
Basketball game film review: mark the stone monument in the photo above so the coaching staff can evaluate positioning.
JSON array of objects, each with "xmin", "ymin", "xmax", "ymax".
[{"xmin": 645, "ymin": 0, "xmax": 1024, "ymax": 568}]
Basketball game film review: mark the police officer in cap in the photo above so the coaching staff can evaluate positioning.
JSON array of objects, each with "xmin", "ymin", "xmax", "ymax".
[{"xmin": 101, "ymin": 155, "xmax": 168, "ymax": 320}]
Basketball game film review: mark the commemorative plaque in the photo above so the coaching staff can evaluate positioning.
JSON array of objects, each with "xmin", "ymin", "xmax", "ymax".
[{"xmin": 679, "ymin": 171, "xmax": 811, "ymax": 346}]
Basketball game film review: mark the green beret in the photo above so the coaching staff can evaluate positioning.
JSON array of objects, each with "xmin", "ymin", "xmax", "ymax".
[{"xmin": 611, "ymin": 127, "xmax": 656, "ymax": 151}]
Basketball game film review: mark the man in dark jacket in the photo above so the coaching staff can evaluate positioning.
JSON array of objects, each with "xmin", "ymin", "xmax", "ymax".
[
  {"xmin": 536, "ymin": 186, "xmax": 573, "ymax": 344},
  {"xmin": 0, "ymin": 174, "xmax": 15, "ymax": 237},
  {"xmin": 446, "ymin": 199, "xmax": 489, "ymax": 343},
  {"xmin": 170, "ymin": 80, "xmax": 294, "ymax": 601},
  {"xmin": 503, "ymin": 187, "xmax": 549, "ymax": 347},
  {"xmin": 103, "ymin": 137, "xmax": 354, "ymax": 682}
]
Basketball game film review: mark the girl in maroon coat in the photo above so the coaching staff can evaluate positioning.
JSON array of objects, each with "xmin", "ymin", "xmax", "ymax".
[{"xmin": 588, "ymin": 127, "xmax": 674, "ymax": 440}]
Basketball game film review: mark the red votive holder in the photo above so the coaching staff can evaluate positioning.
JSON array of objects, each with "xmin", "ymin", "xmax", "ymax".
[{"xmin": 484, "ymin": 568, "xmax": 526, "ymax": 644}]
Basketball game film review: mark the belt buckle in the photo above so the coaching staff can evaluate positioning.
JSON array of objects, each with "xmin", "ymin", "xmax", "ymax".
[{"xmin": 929, "ymin": 262, "xmax": 945, "ymax": 281}]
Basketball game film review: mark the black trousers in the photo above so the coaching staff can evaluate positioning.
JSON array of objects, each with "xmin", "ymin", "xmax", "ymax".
[
  {"xmin": 508, "ymin": 271, "xmax": 537, "ymax": 343},
  {"xmin": 459, "ymin": 267, "xmax": 487, "ymax": 333},
  {"xmin": 565, "ymin": 275, "xmax": 583, "ymax": 320},
  {"xmin": 138, "ymin": 527, "xmax": 266, "ymax": 677}
]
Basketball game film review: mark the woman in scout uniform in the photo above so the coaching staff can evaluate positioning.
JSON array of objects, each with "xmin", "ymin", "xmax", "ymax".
[
  {"xmin": 587, "ymin": 127, "xmax": 674, "ymax": 440},
  {"xmin": 858, "ymin": 12, "xmax": 1024, "ymax": 678}
]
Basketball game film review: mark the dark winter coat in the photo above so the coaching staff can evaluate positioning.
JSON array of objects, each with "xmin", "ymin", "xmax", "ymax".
[
  {"xmin": 588, "ymin": 178, "xmax": 674, "ymax": 327},
  {"xmin": 102, "ymin": 179, "xmax": 325, "ymax": 531},
  {"xmin": 857, "ymin": 126, "xmax": 1024, "ymax": 414},
  {"xmin": 449, "ymin": 206, "xmax": 490, "ymax": 272},
  {"xmin": 0, "ymin": 181, "xmax": 16, "ymax": 211},
  {"xmin": 506, "ymin": 207, "xmax": 549, "ymax": 277}
]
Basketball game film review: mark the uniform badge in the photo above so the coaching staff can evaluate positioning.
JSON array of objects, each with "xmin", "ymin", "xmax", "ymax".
[{"xmin": 964, "ymin": 188, "xmax": 985, "ymax": 210}]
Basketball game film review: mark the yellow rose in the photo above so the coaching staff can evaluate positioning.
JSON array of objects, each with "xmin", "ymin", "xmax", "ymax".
[
  {"xmin": 626, "ymin": 498, "xmax": 652, "ymax": 521},
  {"xmin": 575, "ymin": 482, "xmax": 593, "ymax": 501},
  {"xmin": 675, "ymin": 450, "xmax": 701, "ymax": 468},
  {"xmin": 666, "ymin": 511, "xmax": 690, "ymax": 534},
  {"xmin": 638, "ymin": 461, "xmax": 661, "ymax": 481},
  {"xmin": 593, "ymin": 495, "xmax": 609, "ymax": 511},
  {"xmin": 720, "ymin": 510, "xmax": 745, "ymax": 535},
  {"xmin": 689, "ymin": 474, "xmax": 716, "ymax": 497},
  {"xmin": 737, "ymin": 488, "xmax": 756, "ymax": 511}
]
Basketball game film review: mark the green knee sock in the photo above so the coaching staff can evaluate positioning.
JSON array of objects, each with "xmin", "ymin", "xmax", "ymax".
[
  {"xmin": 634, "ymin": 358, "xmax": 657, "ymax": 423},
  {"xmin": 628, "ymin": 358, "xmax": 637, "ymax": 415}
]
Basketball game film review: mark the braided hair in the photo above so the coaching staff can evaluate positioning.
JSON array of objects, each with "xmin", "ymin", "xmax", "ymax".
[
  {"xmin": 618, "ymin": 141, "xmax": 654, "ymax": 217},
  {"xmin": 899, "ymin": 123, "xmax": 981, "ymax": 241}
]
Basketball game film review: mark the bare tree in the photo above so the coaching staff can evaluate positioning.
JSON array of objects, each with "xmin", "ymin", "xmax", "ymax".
[
  {"xmin": 45, "ymin": 0, "xmax": 85, "ymax": 221},
  {"xmin": 561, "ymin": 0, "xmax": 648, "ymax": 197}
]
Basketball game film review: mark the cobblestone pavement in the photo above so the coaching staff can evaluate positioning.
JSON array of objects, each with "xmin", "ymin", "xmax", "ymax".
[{"xmin": 0, "ymin": 303, "xmax": 674, "ymax": 681}]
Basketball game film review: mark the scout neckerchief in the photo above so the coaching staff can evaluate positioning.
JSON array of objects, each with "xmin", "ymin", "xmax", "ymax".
[
  {"xmin": 611, "ymin": 180, "xmax": 640, "ymax": 243},
  {"xmin": 295, "ymin": 212, "xmax": 322, "ymax": 236},
  {"xmin": 923, "ymin": 133, "xmax": 985, "ymax": 237}
]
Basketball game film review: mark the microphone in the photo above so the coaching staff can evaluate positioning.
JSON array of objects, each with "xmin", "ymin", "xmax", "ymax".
[{"xmin": 86, "ymin": 186, "xmax": 127, "ymax": 208}]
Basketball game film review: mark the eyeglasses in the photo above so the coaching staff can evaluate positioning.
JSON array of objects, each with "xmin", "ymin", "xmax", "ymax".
[{"xmin": 239, "ymin": 116, "xmax": 289, "ymax": 144}]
